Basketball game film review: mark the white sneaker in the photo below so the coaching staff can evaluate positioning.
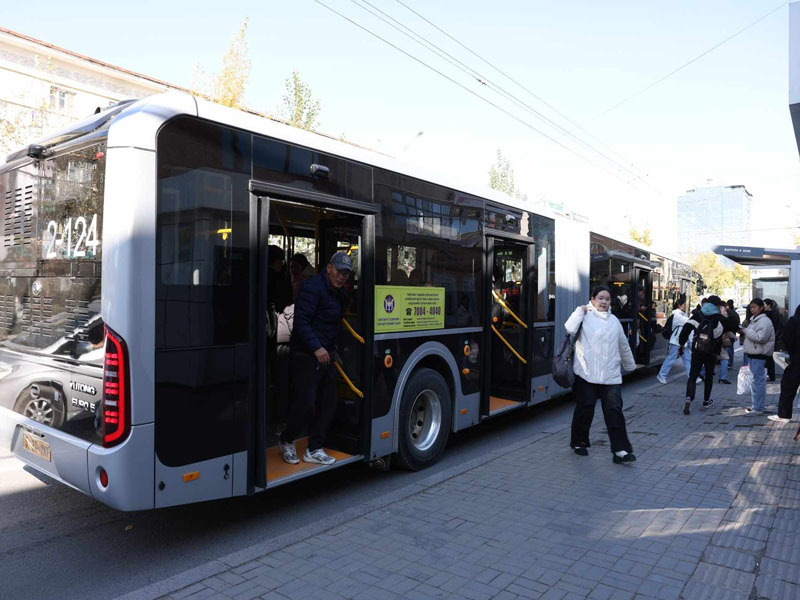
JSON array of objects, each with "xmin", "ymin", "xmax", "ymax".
[
  {"xmin": 303, "ymin": 447, "xmax": 335, "ymax": 465},
  {"xmin": 744, "ymin": 408, "xmax": 765, "ymax": 415},
  {"xmin": 768, "ymin": 415, "xmax": 791, "ymax": 423},
  {"xmin": 278, "ymin": 440, "xmax": 299, "ymax": 464},
  {"xmin": 657, "ymin": 375, "xmax": 667, "ymax": 384}
]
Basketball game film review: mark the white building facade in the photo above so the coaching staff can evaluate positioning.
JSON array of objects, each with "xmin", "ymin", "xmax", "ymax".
[{"xmin": 0, "ymin": 26, "xmax": 189, "ymax": 157}]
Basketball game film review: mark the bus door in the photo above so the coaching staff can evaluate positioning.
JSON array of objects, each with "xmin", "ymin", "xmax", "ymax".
[
  {"xmin": 249, "ymin": 185, "xmax": 375, "ymax": 491},
  {"xmin": 483, "ymin": 238, "xmax": 531, "ymax": 416},
  {"xmin": 634, "ymin": 268, "xmax": 653, "ymax": 365}
]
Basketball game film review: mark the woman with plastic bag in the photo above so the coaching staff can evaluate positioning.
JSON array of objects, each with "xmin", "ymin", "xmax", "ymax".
[
  {"xmin": 739, "ymin": 298, "xmax": 775, "ymax": 415},
  {"xmin": 564, "ymin": 285, "xmax": 638, "ymax": 463}
]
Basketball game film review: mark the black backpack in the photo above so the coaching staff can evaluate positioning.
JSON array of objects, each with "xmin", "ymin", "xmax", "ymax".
[
  {"xmin": 661, "ymin": 315, "xmax": 673, "ymax": 340},
  {"xmin": 694, "ymin": 317, "xmax": 718, "ymax": 354}
]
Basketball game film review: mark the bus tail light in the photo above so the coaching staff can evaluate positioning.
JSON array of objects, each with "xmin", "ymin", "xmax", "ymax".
[{"xmin": 102, "ymin": 326, "xmax": 131, "ymax": 448}]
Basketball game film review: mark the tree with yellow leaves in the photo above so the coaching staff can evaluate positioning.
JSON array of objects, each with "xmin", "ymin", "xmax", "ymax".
[
  {"xmin": 280, "ymin": 69, "xmax": 321, "ymax": 131},
  {"xmin": 630, "ymin": 228, "xmax": 653, "ymax": 246},
  {"xmin": 193, "ymin": 18, "xmax": 251, "ymax": 109}
]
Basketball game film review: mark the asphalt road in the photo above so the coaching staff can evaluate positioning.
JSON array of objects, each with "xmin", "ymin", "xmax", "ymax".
[{"xmin": 0, "ymin": 370, "xmax": 660, "ymax": 600}]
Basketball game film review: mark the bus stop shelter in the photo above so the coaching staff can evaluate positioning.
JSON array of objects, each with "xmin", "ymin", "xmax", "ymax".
[{"xmin": 713, "ymin": 245, "xmax": 800, "ymax": 315}]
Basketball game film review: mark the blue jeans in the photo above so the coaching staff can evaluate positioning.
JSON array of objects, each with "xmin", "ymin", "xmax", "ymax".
[
  {"xmin": 749, "ymin": 357, "xmax": 766, "ymax": 412},
  {"xmin": 659, "ymin": 344, "xmax": 691, "ymax": 379},
  {"xmin": 720, "ymin": 357, "xmax": 729, "ymax": 381}
]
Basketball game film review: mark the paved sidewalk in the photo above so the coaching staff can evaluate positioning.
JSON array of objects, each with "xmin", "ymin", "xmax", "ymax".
[{"xmin": 122, "ymin": 362, "xmax": 800, "ymax": 600}]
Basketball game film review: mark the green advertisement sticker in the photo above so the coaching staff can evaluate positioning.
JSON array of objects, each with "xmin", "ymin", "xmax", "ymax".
[{"xmin": 375, "ymin": 285, "xmax": 445, "ymax": 333}]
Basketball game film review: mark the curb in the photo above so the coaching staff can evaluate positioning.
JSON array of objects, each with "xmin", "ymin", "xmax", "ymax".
[{"xmin": 114, "ymin": 428, "xmax": 566, "ymax": 600}]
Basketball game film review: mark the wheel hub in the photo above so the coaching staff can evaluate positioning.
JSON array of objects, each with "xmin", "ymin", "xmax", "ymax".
[{"xmin": 408, "ymin": 389, "xmax": 442, "ymax": 452}]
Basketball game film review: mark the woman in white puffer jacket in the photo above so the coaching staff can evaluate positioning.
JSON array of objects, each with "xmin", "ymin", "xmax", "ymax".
[{"xmin": 564, "ymin": 285, "xmax": 638, "ymax": 463}]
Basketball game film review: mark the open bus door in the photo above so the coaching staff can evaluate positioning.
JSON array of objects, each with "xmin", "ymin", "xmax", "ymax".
[
  {"xmin": 634, "ymin": 267, "xmax": 653, "ymax": 365},
  {"xmin": 482, "ymin": 236, "xmax": 532, "ymax": 416},
  {"xmin": 248, "ymin": 183, "xmax": 375, "ymax": 491}
]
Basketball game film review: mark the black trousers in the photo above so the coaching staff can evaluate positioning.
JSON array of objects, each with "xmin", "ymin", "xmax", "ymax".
[
  {"xmin": 778, "ymin": 357, "xmax": 800, "ymax": 419},
  {"xmin": 686, "ymin": 350, "xmax": 717, "ymax": 402},
  {"xmin": 280, "ymin": 351, "xmax": 338, "ymax": 452},
  {"xmin": 766, "ymin": 355, "xmax": 776, "ymax": 380},
  {"xmin": 570, "ymin": 376, "xmax": 633, "ymax": 454}
]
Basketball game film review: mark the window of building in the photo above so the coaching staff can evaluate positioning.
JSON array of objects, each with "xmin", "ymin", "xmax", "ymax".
[{"xmin": 49, "ymin": 86, "xmax": 74, "ymax": 113}]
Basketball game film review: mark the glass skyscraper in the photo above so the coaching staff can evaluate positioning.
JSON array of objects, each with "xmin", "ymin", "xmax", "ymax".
[{"xmin": 676, "ymin": 185, "xmax": 753, "ymax": 257}]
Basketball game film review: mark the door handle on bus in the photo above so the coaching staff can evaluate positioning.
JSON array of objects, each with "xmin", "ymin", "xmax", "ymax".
[
  {"xmin": 491, "ymin": 290, "xmax": 527, "ymax": 329},
  {"xmin": 333, "ymin": 361, "xmax": 364, "ymax": 398},
  {"xmin": 342, "ymin": 318, "xmax": 365, "ymax": 344},
  {"xmin": 490, "ymin": 324, "xmax": 527, "ymax": 364}
]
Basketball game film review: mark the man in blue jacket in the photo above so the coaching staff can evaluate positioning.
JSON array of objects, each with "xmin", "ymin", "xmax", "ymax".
[{"xmin": 278, "ymin": 252, "xmax": 353, "ymax": 465}]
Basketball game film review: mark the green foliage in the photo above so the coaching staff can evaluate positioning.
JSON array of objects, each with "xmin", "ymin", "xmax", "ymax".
[
  {"xmin": 280, "ymin": 70, "xmax": 321, "ymax": 131},
  {"xmin": 489, "ymin": 149, "xmax": 527, "ymax": 202},
  {"xmin": 630, "ymin": 228, "xmax": 653, "ymax": 246},
  {"xmin": 690, "ymin": 251, "xmax": 749, "ymax": 295}
]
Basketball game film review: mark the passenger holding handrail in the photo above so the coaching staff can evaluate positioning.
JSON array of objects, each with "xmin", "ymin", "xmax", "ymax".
[
  {"xmin": 278, "ymin": 252, "xmax": 353, "ymax": 466},
  {"xmin": 565, "ymin": 285, "xmax": 638, "ymax": 463}
]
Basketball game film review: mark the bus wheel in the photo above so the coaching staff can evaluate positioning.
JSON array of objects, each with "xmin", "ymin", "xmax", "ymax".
[
  {"xmin": 395, "ymin": 368, "xmax": 451, "ymax": 470},
  {"xmin": 14, "ymin": 384, "xmax": 65, "ymax": 429}
]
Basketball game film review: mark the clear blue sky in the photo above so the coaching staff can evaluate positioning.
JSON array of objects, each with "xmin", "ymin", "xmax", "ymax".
[{"xmin": 5, "ymin": 0, "xmax": 798, "ymax": 251}]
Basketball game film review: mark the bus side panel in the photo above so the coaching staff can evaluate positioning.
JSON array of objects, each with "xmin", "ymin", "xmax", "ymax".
[
  {"xmin": 102, "ymin": 147, "xmax": 156, "ymax": 426},
  {"xmin": 155, "ymin": 453, "xmax": 233, "ymax": 508},
  {"xmin": 87, "ymin": 423, "xmax": 154, "ymax": 511},
  {"xmin": 371, "ymin": 336, "xmax": 474, "ymax": 458},
  {"xmin": 553, "ymin": 219, "xmax": 589, "ymax": 391}
]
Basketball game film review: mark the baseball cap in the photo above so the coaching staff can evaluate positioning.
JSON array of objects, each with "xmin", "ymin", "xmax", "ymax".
[{"xmin": 330, "ymin": 251, "xmax": 354, "ymax": 272}]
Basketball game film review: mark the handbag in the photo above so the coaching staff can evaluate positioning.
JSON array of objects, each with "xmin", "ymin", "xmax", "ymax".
[
  {"xmin": 721, "ymin": 332, "xmax": 735, "ymax": 348},
  {"xmin": 552, "ymin": 323, "xmax": 582, "ymax": 388}
]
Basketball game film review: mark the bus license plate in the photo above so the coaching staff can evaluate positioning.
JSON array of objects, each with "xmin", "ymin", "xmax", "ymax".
[{"xmin": 22, "ymin": 431, "xmax": 51, "ymax": 462}]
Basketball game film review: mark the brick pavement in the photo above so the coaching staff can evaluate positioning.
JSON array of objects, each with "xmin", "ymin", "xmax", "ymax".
[{"xmin": 121, "ymin": 360, "xmax": 800, "ymax": 600}]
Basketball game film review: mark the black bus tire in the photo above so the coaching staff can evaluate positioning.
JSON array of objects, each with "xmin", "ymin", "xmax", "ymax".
[
  {"xmin": 14, "ymin": 384, "xmax": 66, "ymax": 429},
  {"xmin": 394, "ymin": 367, "xmax": 452, "ymax": 471}
]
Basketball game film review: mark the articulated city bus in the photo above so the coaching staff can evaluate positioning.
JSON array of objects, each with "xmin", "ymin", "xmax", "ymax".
[{"xmin": 0, "ymin": 95, "xmax": 695, "ymax": 510}]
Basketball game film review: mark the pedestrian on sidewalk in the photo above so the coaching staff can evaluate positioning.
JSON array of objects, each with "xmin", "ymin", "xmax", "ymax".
[
  {"xmin": 719, "ymin": 299, "xmax": 741, "ymax": 383},
  {"xmin": 717, "ymin": 303, "xmax": 738, "ymax": 385},
  {"xmin": 764, "ymin": 299, "xmax": 783, "ymax": 381},
  {"xmin": 565, "ymin": 285, "xmax": 638, "ymax": 464},
  {"xmin": 657, "ymin": 295, "xmax": 691, "ymax": 384},
  {"xmin": 678, "ymin": 295, "xmax": 734, "ymax": 415},
  {"xmin": 770, "ymin": 303, "xmax": 800, "ymax": 423},
  {"xmin": 739, "ymin": 298, "xmax": 775, "ymax": 415}
]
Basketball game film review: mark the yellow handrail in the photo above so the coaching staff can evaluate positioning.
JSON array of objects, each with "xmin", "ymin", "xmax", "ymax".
[
  {"xmin": 333, "ymin": 361, "xmax": 364, "ymax": 398},
  {"xmin": 342, "ymin": 318, "xmax": 364, "ymax": 344},
  {"xmin": 491, "ymin": 324, "xmax": 527, "ymax": 364},
  {"xmin": 492, "ymin": 290, "xmax": 527, "ymax": 329}
]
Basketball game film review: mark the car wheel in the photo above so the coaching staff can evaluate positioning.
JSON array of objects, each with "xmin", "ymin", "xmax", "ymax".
[
  {"xmin": 394, "ymin": 368, "xmax": 451, "ymax": 470},
  {"xmin": 14, "ymin": 384, "xmax": 66, "ymax": 429}
]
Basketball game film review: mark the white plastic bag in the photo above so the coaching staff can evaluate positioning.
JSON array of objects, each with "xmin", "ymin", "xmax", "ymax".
[{"xmin": 737, "ymin": 366, "xmax": 753, "ymax": 395}]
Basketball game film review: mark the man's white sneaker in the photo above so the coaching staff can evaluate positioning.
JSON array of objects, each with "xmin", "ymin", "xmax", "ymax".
[
  {"xmin": 304, "ymin": 448, "xmax": 335, "ymax": 465},
  {"xmin": 768, "ymin": 415, "xmax": 791, "ymax": 423},
  {"xmin": 657, "ymin": 375, "xmax": 667, "ymax": 384},
  {"xmin": 278, "ymin": 440, "xmax": 299, "ymax": 464},
  {"xmin": 744, "ymin": 408, "xmax": 765, "ymax": 415}
]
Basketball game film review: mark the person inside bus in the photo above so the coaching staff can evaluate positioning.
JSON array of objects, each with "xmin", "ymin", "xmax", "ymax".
[
  {"xmin": 289, "ymin": 253, "xmax": 313, "ymax": 301},
  {"xmin": 278, "ymin": 251, "xmax": 353, "ymax": 465},
  {"xmin": 565, "ymin": 285, "xmax": 637, "ymax": 463},
  {"xmin": 267, "ymin": 245, "xmax": 292, "ymax": 313}
]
